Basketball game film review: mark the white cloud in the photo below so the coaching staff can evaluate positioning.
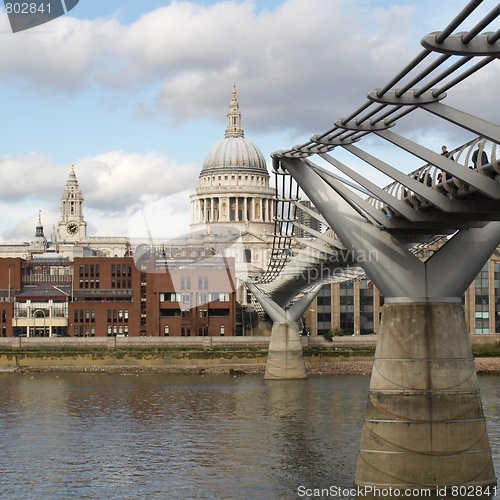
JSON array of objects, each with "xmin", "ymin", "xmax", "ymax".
[
  {"xmin": 0, "ymin": 153, "xmax": 61, "ymax": 202},
  {"xmin": 76, "ymin": 150, "xmax": 198, "ymax": 213},
  {"xmin": 2, "ymin": 0, "xmax": 498, "ymax": 140},
  {"xmin": 127, "ymin": 190, "xmax": 192, "ymax": 241}
]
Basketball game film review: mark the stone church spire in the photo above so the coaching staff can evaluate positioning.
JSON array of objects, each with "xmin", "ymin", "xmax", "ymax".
[
  {"xmin": 31, "ymin": 210, "xmax": 47, "ymax": 252},
  {"xmin": 225, "ymin": 83, "xmax": 244, "ymax": 138},
  {"xmin": 57, "ymin": 164, "xmax": 87, "ymax": 242},
  {"xmin": 35, "ymin": 210, "xmax": 44, "ymax": 238}
]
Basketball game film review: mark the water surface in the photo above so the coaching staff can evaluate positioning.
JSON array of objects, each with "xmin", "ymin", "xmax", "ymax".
[{"xmin": 0, "ymin": 373, "xmax": 498, "ymax": 499}]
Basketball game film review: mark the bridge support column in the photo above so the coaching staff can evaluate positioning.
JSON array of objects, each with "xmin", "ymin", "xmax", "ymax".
[
  {"xmin": 265, "ymin": 322, "xmax": 307, "ymax": 380},
  {"xmin": 355, "ymin": 299, "xmax": 496, "ymax": 491},
  {"xmin": 246, "ymin": 282, "xmax": 323, "ymax": 380}
]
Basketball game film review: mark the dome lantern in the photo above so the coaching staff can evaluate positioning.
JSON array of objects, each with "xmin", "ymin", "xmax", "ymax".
[{"xmin": 201, "ymin": 84, "xmax": 268, "ymax": 174}]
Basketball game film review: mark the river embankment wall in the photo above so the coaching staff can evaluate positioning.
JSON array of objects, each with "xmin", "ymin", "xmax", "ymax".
[{"xmin": 0, "ymin": 335, "xmax": 499, "ymax": 373}]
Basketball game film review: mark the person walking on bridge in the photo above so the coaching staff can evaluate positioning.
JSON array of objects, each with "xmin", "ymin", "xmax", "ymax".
[{"xmin": 472, "ymin": 143, "xmax": 488, "ymax": 169}]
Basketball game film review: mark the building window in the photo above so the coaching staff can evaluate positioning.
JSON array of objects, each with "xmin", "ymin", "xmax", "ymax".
[
  {"xmin": 317, "ymin": 295, "xmax": 330, "ymax": 306},
  {"xmin": 161, "ymin": 292, "xmax": 182, "ymax": 302},
  {"xmin": 164, "ymin": 325, "xmax": 170, "ymax": 336},
  {"xmin": 220, "ymin": 324, "xmax": 225, "ymax": 336},
  {"xmin": 244, "ymin": 249, "xmax": 251, "ymax": 263}
]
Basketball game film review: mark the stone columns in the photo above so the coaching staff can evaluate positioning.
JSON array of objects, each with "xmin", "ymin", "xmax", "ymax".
[{"xmin": 355, "ymin": 299, "xmax": 496, "ymax": 491}]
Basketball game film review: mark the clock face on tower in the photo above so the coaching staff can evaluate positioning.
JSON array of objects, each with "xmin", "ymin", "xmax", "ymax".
[{"xmin": 66, "ymin": 222, "xmax": 79, "ymax": 235}]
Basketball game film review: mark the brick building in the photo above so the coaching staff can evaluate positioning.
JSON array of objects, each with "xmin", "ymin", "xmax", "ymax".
[{"xmin": 0, "ymin": 252, "xmax": 237, "ymax": 337}]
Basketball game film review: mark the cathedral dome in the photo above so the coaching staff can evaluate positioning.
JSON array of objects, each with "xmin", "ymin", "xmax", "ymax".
[
  {"xmin": 201, "ymin": 84, "xmax": 268, "ymax": 175},
  {"xmin": 202, "ymin": 136, "xmax": 267, "ymax": 173}
]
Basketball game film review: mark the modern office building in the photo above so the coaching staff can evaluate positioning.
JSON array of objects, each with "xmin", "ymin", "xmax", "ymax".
[{"xmin": 303, "ymin": 247, "xmax": 500, "ymax": 336}]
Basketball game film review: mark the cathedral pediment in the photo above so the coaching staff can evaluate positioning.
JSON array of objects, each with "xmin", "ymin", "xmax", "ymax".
[{"xmin": 239, "ymin": 230, "xmax": 269, "ymax": 244}]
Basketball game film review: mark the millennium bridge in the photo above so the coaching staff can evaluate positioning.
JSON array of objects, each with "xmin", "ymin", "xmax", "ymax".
[{"xmin": 246, "ymin": 0, "xmax": 500, "ymax": 493}]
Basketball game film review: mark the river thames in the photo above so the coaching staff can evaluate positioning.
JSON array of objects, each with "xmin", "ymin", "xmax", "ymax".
[{"xmin": 0, "ymin": 372, "xmax": 498, "ymax": 499}]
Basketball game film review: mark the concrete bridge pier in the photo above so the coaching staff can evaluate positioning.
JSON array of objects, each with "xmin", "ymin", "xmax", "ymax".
[
  {"xmin": 265, "ymin": 322, "xmax": 306, "ymax": 380},
  {"xmin": 246, "ymin": 282, "xmax": 322, "ymax": 379},
  {"xmin": 355, "ymin": 298, "xmax": 495, "ymax": 491}
]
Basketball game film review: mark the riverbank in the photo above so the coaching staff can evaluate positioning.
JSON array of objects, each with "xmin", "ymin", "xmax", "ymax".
[
  {"xmin": 1, "ymin": 334, "xmax": 500, "ymax": 375},
  {"xmin": 9, "ymin": 357, "xmax": 500, "ymax": 375}
]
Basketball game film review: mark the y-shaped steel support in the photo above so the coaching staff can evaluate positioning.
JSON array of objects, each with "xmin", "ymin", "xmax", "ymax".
[
  {"xmin": 282, "ymin": 157, "xmax": 498, "ymax": 492},
  {"xmin": 247, "ymin": 282, "xmax": 323, "ymax": 379}
]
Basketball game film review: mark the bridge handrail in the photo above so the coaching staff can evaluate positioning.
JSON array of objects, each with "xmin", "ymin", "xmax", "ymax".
[{"xmin": 367, "ymin": 137, "xmax": 498, "ymax": 213}]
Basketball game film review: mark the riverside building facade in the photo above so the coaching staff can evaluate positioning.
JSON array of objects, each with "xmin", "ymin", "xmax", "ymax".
[
  {"xmin": 303, "ymin": 247, "xmax": 500, "ymax": 337},
  {"xmin": 0, "ymin": 252, "xmax": 236, "ymax": 337}
]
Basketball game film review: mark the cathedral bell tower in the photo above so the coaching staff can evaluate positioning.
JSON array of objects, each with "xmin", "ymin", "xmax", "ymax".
[{"xmin": 57, "ymin": 165, "xmax": 87, "ymax": 243}]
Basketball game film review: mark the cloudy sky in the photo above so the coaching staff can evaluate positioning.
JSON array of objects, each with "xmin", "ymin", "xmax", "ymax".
[{"xmin": 0, "ymin": 0, "xmax": 499, "ymax": 242}]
